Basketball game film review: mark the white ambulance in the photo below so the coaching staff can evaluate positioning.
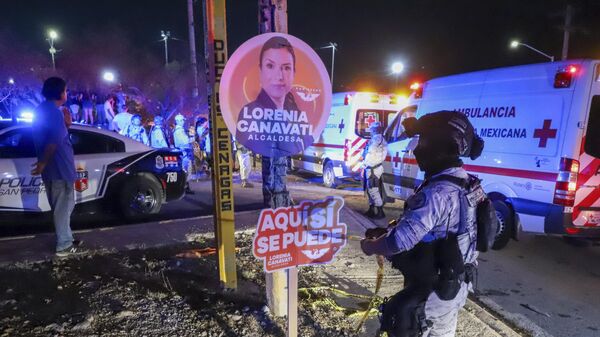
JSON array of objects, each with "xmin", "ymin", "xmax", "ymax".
[
  {"xmin": 291, "ymin": 92, "xmax": 405, "ymax": 187},
  {"xmin": 383, "ymin": 60, "xmax": 600, "ymax": 249}
]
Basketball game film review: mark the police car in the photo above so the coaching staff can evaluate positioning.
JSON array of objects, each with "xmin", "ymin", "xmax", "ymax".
[{"xmin": 0, "ymin": 121, "xmax": 186, "ymax": 220}]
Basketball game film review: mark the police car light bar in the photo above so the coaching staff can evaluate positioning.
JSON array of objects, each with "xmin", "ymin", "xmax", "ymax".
[{"xmin": 554, "ymin": 65, "xmax": 578, "ymax": 88}]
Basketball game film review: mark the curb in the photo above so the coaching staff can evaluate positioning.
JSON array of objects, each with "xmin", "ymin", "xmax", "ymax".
[{"xmin": 473, "ymin": 296, "xmax": 555, "ymax": 337}]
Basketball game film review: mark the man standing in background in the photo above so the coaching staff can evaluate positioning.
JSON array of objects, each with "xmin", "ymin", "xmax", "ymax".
[{"xmin": 31, "ymin": 77, "xmax": 83, "ymax": 256}]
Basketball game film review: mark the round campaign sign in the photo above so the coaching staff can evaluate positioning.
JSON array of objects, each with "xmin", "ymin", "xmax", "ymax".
[{"xmin": 219, "ymin": 32, "xmax": 332, "ymax": 157}]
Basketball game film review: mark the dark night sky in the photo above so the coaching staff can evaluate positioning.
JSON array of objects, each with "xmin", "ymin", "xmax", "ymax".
[{"xmin": 2, "ymin": 0, "xmax": 600, "ymax": 92}]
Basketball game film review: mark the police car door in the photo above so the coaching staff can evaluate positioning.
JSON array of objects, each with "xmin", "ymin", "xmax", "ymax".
[
  {"xmin": 69, "ymin": 129, "xmax": 129, "ymax": 203},
  {"xmin": 0, "ymin": 127, "xmax": 50, "ymax": 212}
]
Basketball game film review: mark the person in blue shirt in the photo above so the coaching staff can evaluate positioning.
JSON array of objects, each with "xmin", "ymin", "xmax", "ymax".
[{"xmin": 31, "ymin": 77, "xmax": 83, "ymax": 257}]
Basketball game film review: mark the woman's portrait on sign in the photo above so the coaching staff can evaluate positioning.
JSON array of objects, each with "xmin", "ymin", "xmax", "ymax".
[{"xmin": 220, "ymin": 33, "xmax": 332, "ymax": 157}]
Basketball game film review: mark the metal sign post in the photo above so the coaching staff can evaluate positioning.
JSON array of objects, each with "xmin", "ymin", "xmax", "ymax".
[{"xmin": 203, "ymin": 0, "xmax": 237, "ymax": 290}]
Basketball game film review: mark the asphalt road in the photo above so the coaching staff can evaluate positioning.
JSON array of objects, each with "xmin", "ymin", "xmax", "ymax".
[{"xmin": 2, "ymin": 168, "xmax": 599, "ymax": 336}]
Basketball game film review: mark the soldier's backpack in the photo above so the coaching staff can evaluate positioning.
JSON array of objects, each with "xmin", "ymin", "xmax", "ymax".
[{"xmin": 429, "ymin": 174, "xmax": 499, "ymax": 252}]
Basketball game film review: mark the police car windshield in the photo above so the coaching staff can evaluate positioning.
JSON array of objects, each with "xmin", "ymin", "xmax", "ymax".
[{"xmin": 585, "ymin": 96, "xmax": 600, "ymax": 158}]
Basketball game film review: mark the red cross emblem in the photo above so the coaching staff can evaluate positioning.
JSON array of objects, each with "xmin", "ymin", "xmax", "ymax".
[
  {"xmin": 533, "ymin": 119, "xmax": 557, "ymax": 148},
  {"xmin": 393, "ymin": 151, "xmax": 401, "ymax": 168},
  {"xmin": 365, "ymin": 114, "xmax": 377, "ymax": 127}
]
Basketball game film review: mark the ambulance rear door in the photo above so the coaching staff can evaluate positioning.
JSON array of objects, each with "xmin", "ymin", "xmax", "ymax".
[
  {"xmin": 345, "ymin": 94, "xmax": 399, "ymax": 174},
  {"xmin": 573, "ymin": 63, "xmax": 600, "ymax": 228},
  {"xmin": 384, "ymin": 105, "xmax": 418, "ymax": 199}
]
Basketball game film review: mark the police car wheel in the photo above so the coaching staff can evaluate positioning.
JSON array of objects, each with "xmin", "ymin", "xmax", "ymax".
[
  {"xmin": 492, "ymin": 200, "xmax": 513, "ymax": 250},
  {"xmin": 119, "ymin": 176, "xmax": 163, "ymax": 220},
  {"xmin": 322, "ymin": 162, "xmax": 337, "ymax": 188}
]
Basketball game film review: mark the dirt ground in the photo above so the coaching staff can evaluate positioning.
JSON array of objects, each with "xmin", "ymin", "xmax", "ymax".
[{"xmin": 0, "ymin": 233, "xmax": 363, "ymax": 337}]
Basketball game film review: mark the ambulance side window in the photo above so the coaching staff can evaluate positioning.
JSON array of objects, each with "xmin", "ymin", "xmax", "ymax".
[
  {"xmin": 585, "ymin": 96, "xmax": 600, "ymax": 158},
  {"xmin": 70, "ymin": 130, "xmax": 126, "ymax": 155},
  {"xmin": 355, "ymin": 110, "xmax": 382, "ymax": 139},
  {"xmin": 0, "ymin": 129, "xmax": 36, "ymax": 158}
]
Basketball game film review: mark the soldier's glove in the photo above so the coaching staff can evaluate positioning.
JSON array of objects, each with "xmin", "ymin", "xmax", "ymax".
[{"xmin": 365, "ymin": 227, "xmax": 388, "ymax": 239}]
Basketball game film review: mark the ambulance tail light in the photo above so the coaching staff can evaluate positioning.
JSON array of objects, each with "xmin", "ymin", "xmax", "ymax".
[
  {"xmin": 343, "ymin": 139, "xmax": 349, "ymax": 162},
  {"xmin": 344, "ymin": 94, "xmax": 352, "ymax": 105},
  {"xmin": 553, "ymin": 157, "xmax": 579, "ymax": 206},
  {"xmin": 410, "ymin": 82, "xmax": 423, "ymax": 98},
  {"xmin": 554, "ymin": 65, "xmax": 578, "ymax": 88}
]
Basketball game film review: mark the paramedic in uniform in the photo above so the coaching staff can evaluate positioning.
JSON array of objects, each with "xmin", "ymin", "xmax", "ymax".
[
  {"xmin": 236, "ymin": 35, "xmax": 312, "ymax": 158},
  {"xmin": 120, "ymin": 114, "xmax": 149, "ymax": 146},
  {"xmin": 173, "ymin": 113, "xmax": 194, "ymax": 194},
  {"xmin": 362, "ymin": 121, "xmax": 388, "ymax": 219},
  {"xmin": 360, "ymin": 111, "xmax": 485, "ymax": 337},
  {"xmin": 150, "ymin": 115, "xmax": 170, "ymax": 149}
]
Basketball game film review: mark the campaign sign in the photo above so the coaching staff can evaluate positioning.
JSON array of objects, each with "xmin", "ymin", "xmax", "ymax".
[
  {"xmin": 219, "ymin": 32, "xmax": 332, "ymax": 158},
  {"xmin": 253, "ymin": 196, "xmax": 347, "ymax": 273}
]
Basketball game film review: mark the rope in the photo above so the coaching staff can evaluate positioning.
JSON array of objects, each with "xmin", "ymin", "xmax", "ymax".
[{"xmin": 354, "ymin": 254, "xmax": 385, "ymax": 334}]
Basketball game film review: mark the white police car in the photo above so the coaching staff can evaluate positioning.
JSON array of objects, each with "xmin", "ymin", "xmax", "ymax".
[{"xmin": 0, "ymin": 121, "xmax": 186, "ymax": 220}]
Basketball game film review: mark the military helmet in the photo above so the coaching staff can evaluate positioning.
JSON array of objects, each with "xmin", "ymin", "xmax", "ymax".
[{"xmin": 402, "ymin": 111, "xmax": 484, "ymax": 160}]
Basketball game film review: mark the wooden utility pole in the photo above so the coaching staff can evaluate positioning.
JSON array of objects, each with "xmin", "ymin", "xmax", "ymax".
[
  {"xmin": 258, "ymin": 2, "xmax": 296, "ymax": 334},
  {"xmin": 203, "ymin": 0, "xmax": 237, "ymax": 289},
  {"xmin": 187, "ymin": 0, "xmax": 200, "ymax": 97},
  {"xmin": 561, "ymin": 4, "xmax": 572, "ymax": 61}
]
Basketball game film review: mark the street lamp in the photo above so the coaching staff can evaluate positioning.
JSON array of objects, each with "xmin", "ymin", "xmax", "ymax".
[
  {"xmin": 161, "ymin": 30, "xmax": 171, "ymax": 66},
  {"xmin": 320, "ymin": 42, "xmax": 338, "ymax": 88},
  {"xmin": 510, "ymin": 40, "xmax": 554, "ymax": 62},
  {"xmin": 102, "ymin": 71, "xmax": 116, "ymax": 83},
  {"xmin": 391, "ymin": 62, "xmax": 405, "ymax": 74},
  {"xmin": 391, "ymin": 61, "xmax": 405, "ymax": 89},
  {"xmin": 8, "ymin": 78, "xmax": 15, "ymax": 85},
  {"xmin": 47, "ymin": 29, "xmax": 59, "ymax": 70}
]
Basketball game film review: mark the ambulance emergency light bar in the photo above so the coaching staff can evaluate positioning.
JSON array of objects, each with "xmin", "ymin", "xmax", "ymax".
[
  {"xmin": 410, "ymin": 82, "xmax": 423, "ymax": 98},
  {"xmin": 343, "ymin": 92, "xmax": 403, "ymax": 105},
  {"xmin": 554, "ymin": 64, "xmax": 579, "ymax": 88}
]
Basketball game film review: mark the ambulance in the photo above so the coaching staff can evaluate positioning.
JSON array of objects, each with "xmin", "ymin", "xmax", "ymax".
[
  {"xmin": 291, "ymin": 92, "xmax": 405, "ymax": 187},
  {"xmin": 383, "ymin": 60, "xmax": 600, "ymax": 249}
]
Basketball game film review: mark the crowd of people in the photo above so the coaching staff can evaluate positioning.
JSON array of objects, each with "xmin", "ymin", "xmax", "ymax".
[
  {"xmin": 116, "ymin": 111, "xmax": 255, "ymax": 191},
  {"xmin": 63, "ymin": 90, "xmax": 127, "ymax": 129}
]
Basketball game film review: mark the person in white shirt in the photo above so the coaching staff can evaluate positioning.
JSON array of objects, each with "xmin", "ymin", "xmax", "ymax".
[
  {"xmin": 104, "ymin": 96, "xmax": 116, "ymax": 130},
  {"xmin": 111, "ymin": 106, "xmax": 133, "ymax": 133}
]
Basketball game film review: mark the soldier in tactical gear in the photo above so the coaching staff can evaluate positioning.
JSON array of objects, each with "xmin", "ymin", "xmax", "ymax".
[
  {"xmin": 150, "ymin": 115, "xmax": 171, "ymax": 149},
  {"xmin": 362, "ymin": 121, "xmax": 388, "ymax": 219},
  {"xmin": 360, "ymin": 111, "xmax": 485, "ymax": 337},
  {"xmin": 120, "ymin": 114, "xmax": 149, "ymax": 146}
]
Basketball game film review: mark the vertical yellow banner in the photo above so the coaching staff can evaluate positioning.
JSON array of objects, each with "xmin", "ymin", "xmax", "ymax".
[{"xmin": 203, "ymin": 0, "xmax": 237, "ymax": 289}]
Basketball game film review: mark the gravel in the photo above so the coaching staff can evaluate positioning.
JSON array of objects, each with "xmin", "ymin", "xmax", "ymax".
[{"xmin": 0, "ymin": 233, "xmax": 356, "ymax": 337}]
